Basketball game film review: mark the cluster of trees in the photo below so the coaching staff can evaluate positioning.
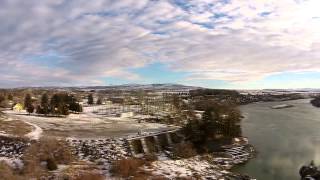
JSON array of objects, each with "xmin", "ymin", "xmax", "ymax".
[
  {"xmin": 0, "ymin": 94, "xmax": 13, "ymax": 107},
  {"xmin": 183, "ymin": 100, "xmax": 242, "ymax": 152},
  {"xmin": 0, "ymin": 95, "xmax": 5, "ymax": 104},
  {"xmin": 24, "ymin": 93, "xmax": 82, "ymax": 116},
  {"xmin": 190, "ymin": 89, "xmax": 240, "ymax": 98},
  {"xmin": 0, "ymin": 94, "xmax": 13, "ymax": 101},
  {"xmin": 87, "ymin": 94, "xmax": 103, "ymax": 105}
]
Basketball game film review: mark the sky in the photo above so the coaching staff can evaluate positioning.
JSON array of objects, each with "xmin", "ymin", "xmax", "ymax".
[{"xmin": 1, "ymin": 0, "xmax": 320, "ymax": 89}]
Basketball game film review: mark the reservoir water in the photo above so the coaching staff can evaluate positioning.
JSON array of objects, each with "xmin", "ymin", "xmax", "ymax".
[{"xmin": 234, "ymin": 99, "xmax": 320, "ymax": 179}]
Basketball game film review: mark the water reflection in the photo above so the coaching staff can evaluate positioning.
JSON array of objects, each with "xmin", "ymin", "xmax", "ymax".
[{"xmin": 234, "ymin": 99, "xmax": 320, "ymax": 179}]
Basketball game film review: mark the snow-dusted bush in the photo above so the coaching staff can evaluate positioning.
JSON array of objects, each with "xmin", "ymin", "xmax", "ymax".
[
  {"xmin": 22, "ymin": 137, "xmax": 75, "ymax": 177},
  {"xmin": 173, "ymin": 142, "xmax": 197, "ymax": 159},
  {"xmin": 0, "ymin": 161, "xmax": 23, "ymax": 180},
  {"xmin": 110, "ymin": 157, "xmax": 145, "ymax": 177}
]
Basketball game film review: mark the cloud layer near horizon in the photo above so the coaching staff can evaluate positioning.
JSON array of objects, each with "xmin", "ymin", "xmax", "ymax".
[{"xmin": 1, "ymin": 0, "xmax": 320, "ymax": 87}]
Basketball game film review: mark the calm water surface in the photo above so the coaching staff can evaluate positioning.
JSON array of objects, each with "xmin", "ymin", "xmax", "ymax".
[{"xmin": 234, "ymin": 99, "xmax": 320, "ymax": 180}]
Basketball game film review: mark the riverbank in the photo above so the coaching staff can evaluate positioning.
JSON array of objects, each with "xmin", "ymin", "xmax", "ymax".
[
  {"xmin": 237, "ymin": 93, "xmax": 306, "ymax": 105},
  {"xmin": 0, "ymin": 133, "xmax": 256, "ymax": 179}
]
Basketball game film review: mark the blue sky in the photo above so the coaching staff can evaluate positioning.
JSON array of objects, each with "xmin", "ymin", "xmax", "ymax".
[
  {"xmin": 104, "ymin": 63, "xmax": 320, "ymax": 89},
  {"xmin": 1, "ymin": 0, "xmax": 320, "ymax": 89}
]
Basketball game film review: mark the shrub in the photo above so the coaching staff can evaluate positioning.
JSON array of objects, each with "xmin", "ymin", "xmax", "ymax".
[
  {"xmin": 46, "ymin": 158, "xmax": 57, "ymax": 171},
  {"xmin": 22, "ymin": 152, "xmax": 47, "ymax": 178},
  {"xmin": 73, "ymin": 172, "xmax": 105, "ymax": 180},
  {"xmin": 144, "ymin": 153, "xmax": 158, "ymax": 162},
  {"xmin": 22, "ymin": 138, "xmax": 75, "ymax": 177},
  {"xmin": 110, "ymin": 157, "xmax": 145, "ymax": 177},
  {"xmin": 173, "ymin": 142, "xmax": 197, "ymax": 159},
  {"xmin": 41, "ymin": 138, "xmax": 75, "ymax": 164},
  {"xmin": 0, "ymin": 161, "xmax": 23, "ymax": 180},
  {"xmin": 56, "ymin": 162, "xmax": 105, "ymax": 180}
]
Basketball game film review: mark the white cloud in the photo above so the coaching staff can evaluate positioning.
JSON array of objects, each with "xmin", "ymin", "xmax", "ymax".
[{"xmin": 1, "ymin": 0, "xmax": 320, "ymax": 87}]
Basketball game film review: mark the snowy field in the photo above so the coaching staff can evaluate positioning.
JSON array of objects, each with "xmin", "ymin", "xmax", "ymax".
[{"xmin": 2, "ymin": 105, "xmax": 173, "ymax": 139}]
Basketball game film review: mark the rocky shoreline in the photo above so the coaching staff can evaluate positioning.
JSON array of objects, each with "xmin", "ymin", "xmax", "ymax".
[
  {"xmin": 66, "ymin": 136, "xmax": 256, "ymax": 179},
  {"xmin": 0, "ymin": 134, "xmax": 256, "ymax": 179}
]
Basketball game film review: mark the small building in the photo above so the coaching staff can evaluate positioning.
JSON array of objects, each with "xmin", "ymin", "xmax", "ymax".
[
  {"xmin": 120, "ymin": 112, "xmax": 134, "ymax": 118},
  {"xmin": 13, "ymin": 103, "xmax": 24, "ymax": 112}
]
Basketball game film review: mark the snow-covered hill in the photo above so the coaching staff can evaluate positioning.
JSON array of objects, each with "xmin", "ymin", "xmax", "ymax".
[
  {"xmin": 69, "ymin": 83, "xmax": 202, "ymax": 91},
  {"xmin": 8, "ymin": 83, "xmax": 202, "ymax": 92}
]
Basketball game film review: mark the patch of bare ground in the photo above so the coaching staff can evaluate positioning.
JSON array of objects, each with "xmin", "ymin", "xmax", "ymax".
[
  {"xmin": 110, "ymin": 155, "xmax": 169, "ymax": 180},
  {"xmin": 172, "ymin": 142, "xmax": 197, "ymax": 159},
  {"xmin": 0, "ymin": 111, "xmax": 33, "ymax": 136},
  {"xmin": 0, "ymin": 119, "xmax": 33, "ymax": 136},
  {"xmin": 58, "ymin": 161, "xmax": 105, "ymax": 180}
]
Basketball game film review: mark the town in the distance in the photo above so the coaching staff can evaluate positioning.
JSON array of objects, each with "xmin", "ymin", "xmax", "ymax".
[{"xmin": 1, "ymin": 83, "xmax": 320, "ymax": 179}]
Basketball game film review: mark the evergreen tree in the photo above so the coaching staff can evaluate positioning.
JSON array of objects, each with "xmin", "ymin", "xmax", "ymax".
[
  {"xmin": 7, "ymin": 94, "xmax": 13, "ymax": 101},
  {"xmin": 0, "ymin": 95, "xmax": 4, "ymax": 103},
  {"xmin": 96, "ymin": 97, "xmax": 102, "ymax": 105},
  {"xmin": 69, "ymin": 102, "xmax": 82, "ymax": 113},
  {"xmin": 202, "ymin": 108, "xmax": 217, "ymax": 138},
  {"xmin": 50, "ymin": 94, "xmax": 61, "ymax": 114},
  {"xmin": 40, "ymin": 93, "xmax": 50, "ymax": 115},
  {"xmin": 24, "ymin": 94, "xmax": 32, "ymax": 109},
  {"xmin": 26, "ymin": 104, "xmax": 35, "ymax": 114},
  {"xmin": 24, "ymin": 94, "xmax": 33, "ymax": 115},
  {"xmin": 183, "ymin": 118, "xmax": 205, "ymax": 152},
  {"xmin": 50, "ymin": 93, "xmax": 82, "ymax": 114},
  {"xmin": 87, "ymin": 94, "xmax": 94, "ymax": 105},
  {"xmin": 36, "ymin": 105, "xmax": 43, "ymax": 114},
  {"xmin": 59, "ymin": 104, "xmax": 69, "ymax": 115},
  {"xmin": 66, "ymin": 94, "xmax": 82, "ymax": 113}
]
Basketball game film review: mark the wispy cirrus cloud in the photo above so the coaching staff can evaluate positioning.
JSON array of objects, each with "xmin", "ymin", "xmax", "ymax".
[{"xmin": 1, "ymin": 0, "xmax": 320, "ymax": 87}]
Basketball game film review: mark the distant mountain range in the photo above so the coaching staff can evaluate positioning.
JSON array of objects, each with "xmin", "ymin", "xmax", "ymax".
[
  {"xmin": 75, "ymin": 83, "xmax": 202, "ymax": 91},
  {"xmin": 8, "ymin": 84, "xmax": 320, "ymax": 93},
  {"xmin": 13, "ymin": 83, "xmax": 202, "ymax": 91}
]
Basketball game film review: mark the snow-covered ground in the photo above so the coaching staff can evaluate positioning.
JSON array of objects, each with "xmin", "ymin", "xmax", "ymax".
[
  {"xmin": 66, "ymin": 137, "xmax": 130, "ymax": 163},
  {"xmin": 24, "ymin": 121, "xmax": 43, "ymax": 140},
  {"xmin": 0, "ymin": 131, "xmax": 12, "ymax": 137},
  {"xmin": 3, "ymin": 105, "xmax": 172, "ymax": 138},
  {"xmin": 145, "ymin": 156, "xmax": 229, "ymax": 179},
  {"xmin": 0, "ymin": 136, "xmax": 28, "ymax": 160}
]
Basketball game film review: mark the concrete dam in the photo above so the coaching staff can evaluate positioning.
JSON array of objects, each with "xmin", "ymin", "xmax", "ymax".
[{"xmin": 127, "ymin": 129, "xmax": 183, "ymax": 155}]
